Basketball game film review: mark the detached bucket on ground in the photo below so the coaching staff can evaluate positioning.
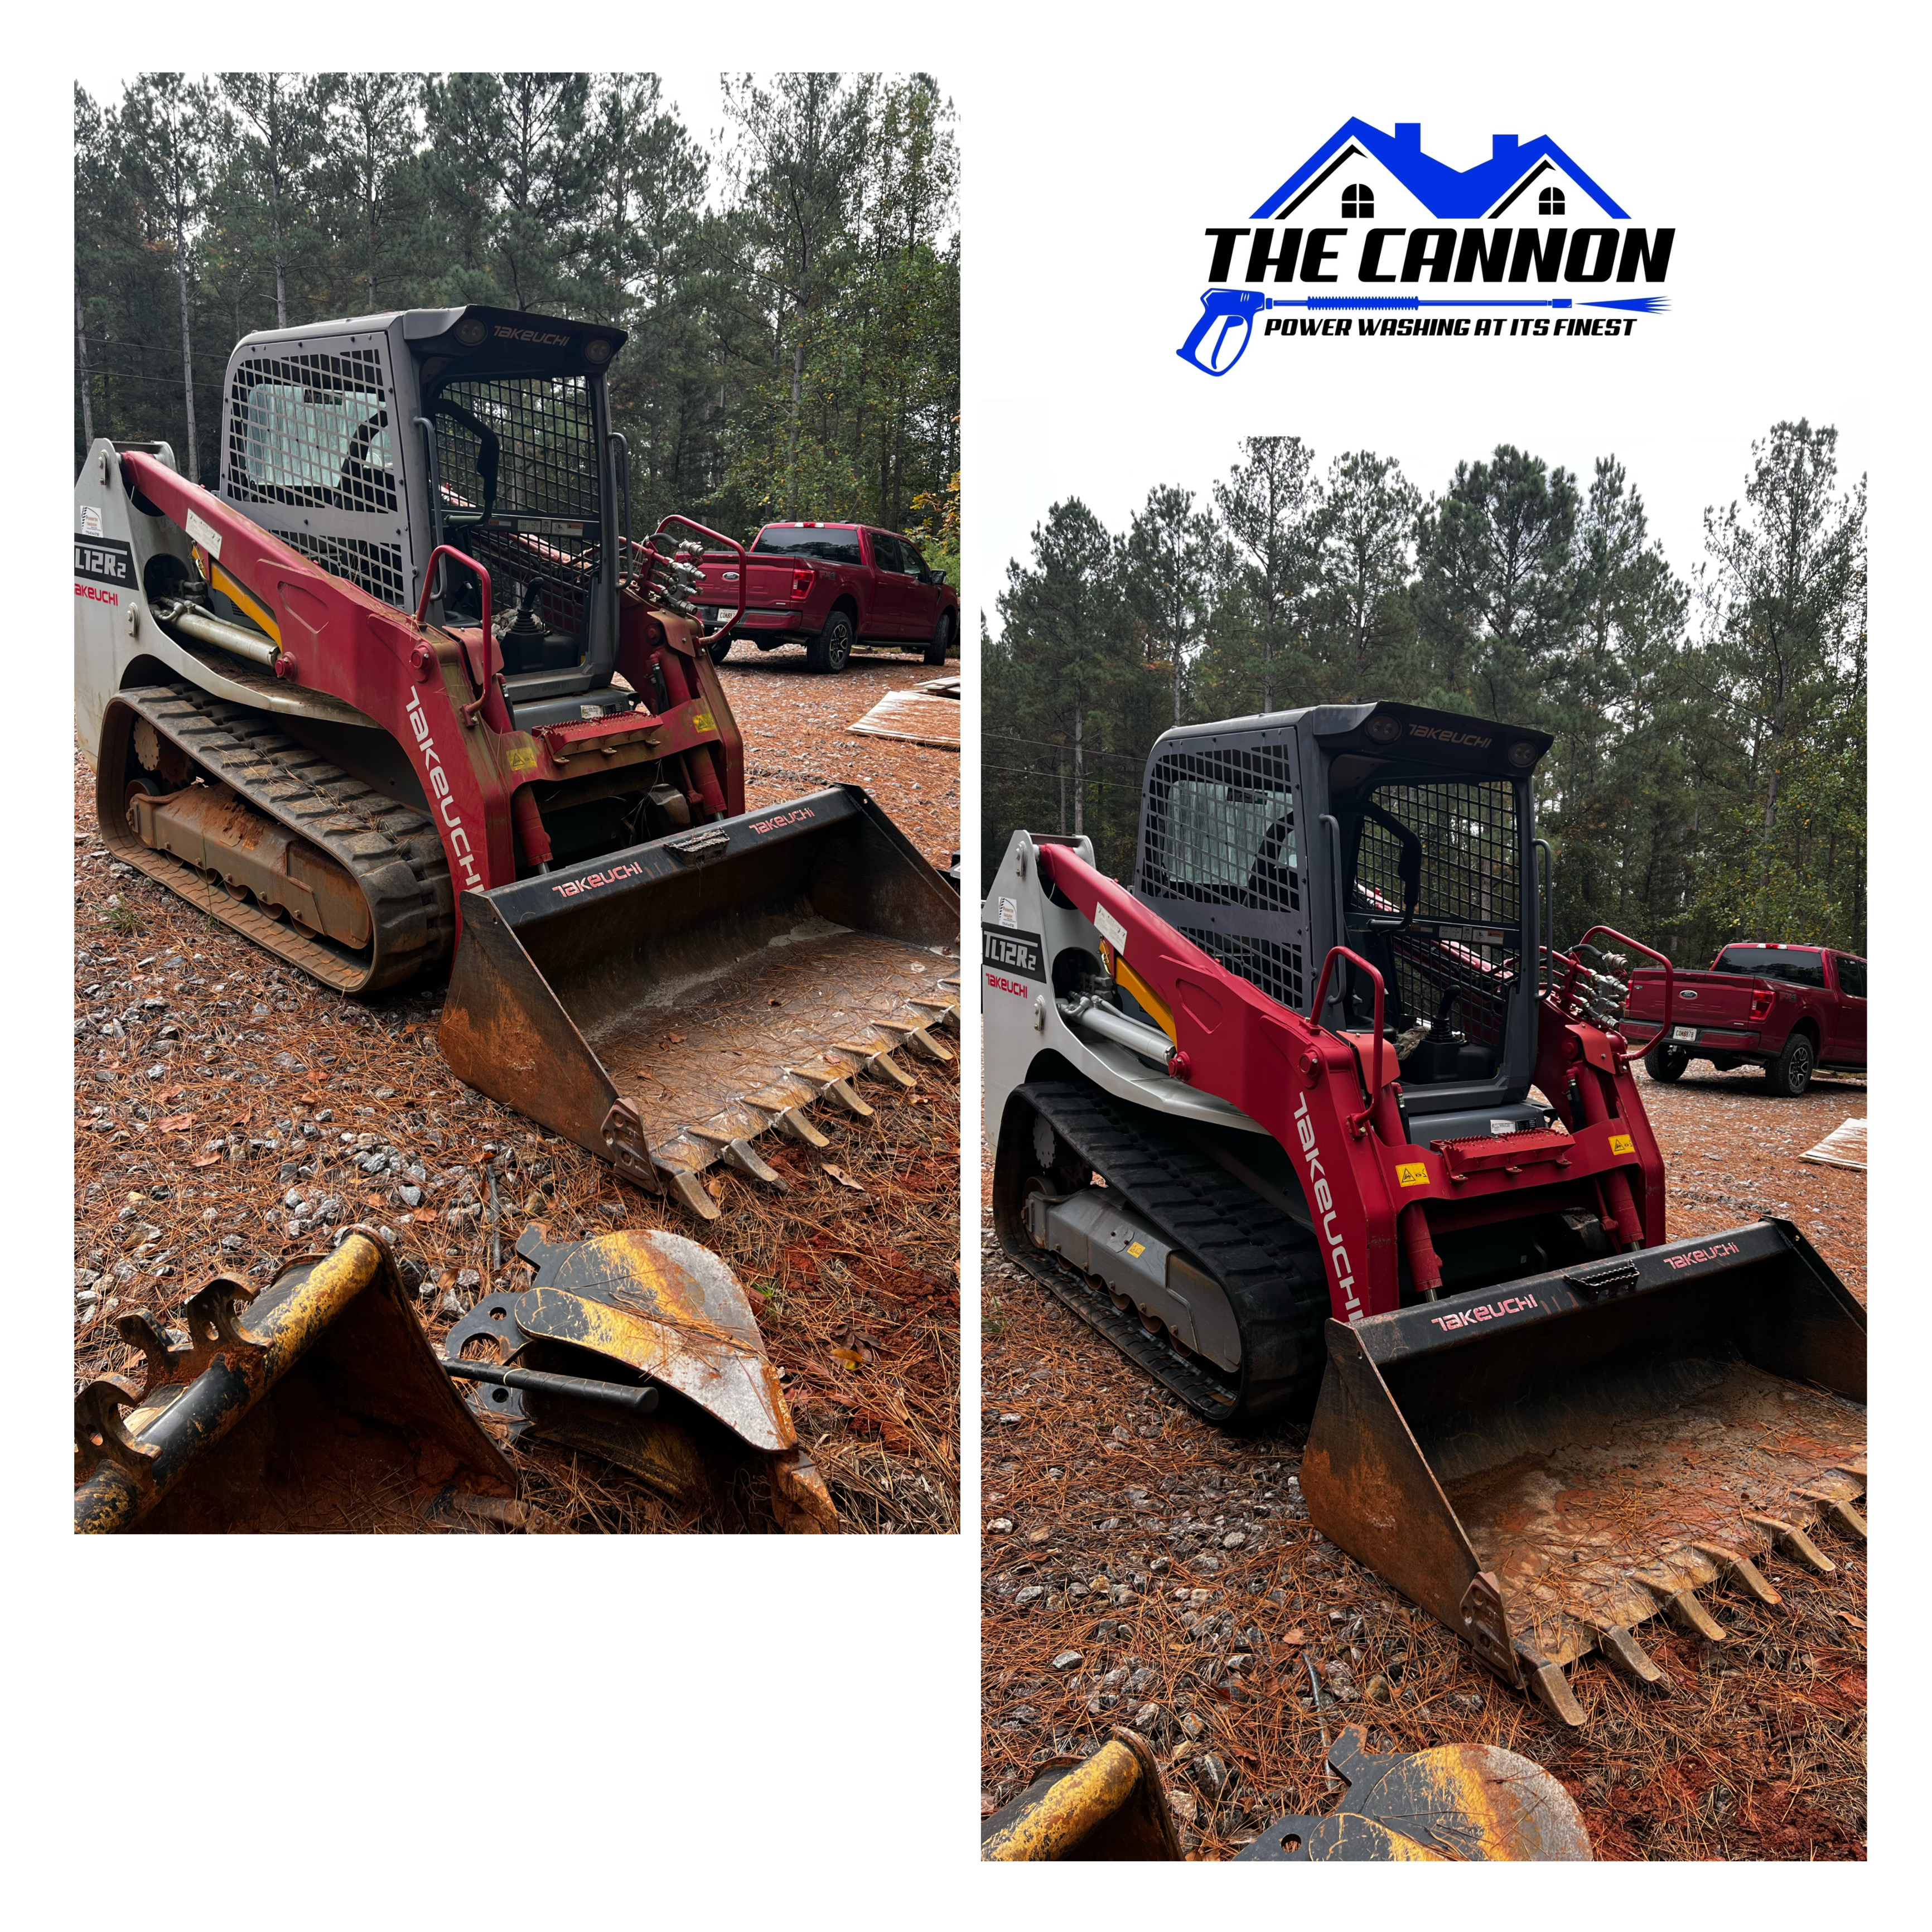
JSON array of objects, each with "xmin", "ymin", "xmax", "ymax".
[
  {"xmin": 1301, "ymin": 1220, "xmax": 1867, "ymax": 1725},
  {"xmin": 439, "ymin": 786, "xmax": 959, "ymax": 1218}
]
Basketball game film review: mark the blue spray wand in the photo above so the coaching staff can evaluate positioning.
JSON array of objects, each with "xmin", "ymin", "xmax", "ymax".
[{"xmin": 1178, "ymin": 290, "xmax": 1668, "ymax": 374}]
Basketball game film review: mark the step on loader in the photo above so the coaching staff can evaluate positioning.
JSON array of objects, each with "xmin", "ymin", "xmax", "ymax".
[
  {"xmin": 75, "ymin": 306, "xmax": 957, "ymax": 1217},
  {"xmin": 984, "ymin": 701, "xmax": 1866, "ymax": 1726}
]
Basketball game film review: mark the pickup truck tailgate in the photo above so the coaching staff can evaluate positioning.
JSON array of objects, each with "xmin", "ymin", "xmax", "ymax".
[
  {"xmin": 1628, "ymin": 969, "xmax": 1756, "ymax": 1033},
  {"xmin": 695, "ymin": 553, "xmax": 800, "ymax": 609}
]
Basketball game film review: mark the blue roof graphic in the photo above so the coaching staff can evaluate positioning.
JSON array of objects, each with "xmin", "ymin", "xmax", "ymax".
[{"xmin": 1253, "ymin": 120, "xmax": 1628, "ymax": 223}]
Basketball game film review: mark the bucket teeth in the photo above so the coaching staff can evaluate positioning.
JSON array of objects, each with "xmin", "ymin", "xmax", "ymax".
[
  {"xmin": 858, "ymin": 1048, "xmax": 916, "ymax": 1090},
  {"xmin": 1793, "ymin": 1490, "xmax": 1867, "ymax": 1541},
  {"xmin": 770, "ymin": 1106, "xmax": 832, "ymax": 1149},
  {"xmin": 655, "ymin": 1163, "xmax": 721, "ymax": 1223},
  {"xmin": 1598, "ymin": 1624, "xmax": 1667, "ymax": 1685},
  {"xmin": 899, "ymin": 1024, "xmax": 953, "ymax": 1063},
  {"xmin": 113, "ymin": 1308, "xmax": 186, "ymax": 1392},
  {"xmin": 1692, "ymin": 1544, "xmax": 1783, "ymax": 1608},
  {"xmin": 1658, "ymin": 1587, "xmax": 1727, "ymax": 1641},
  {"xmin": 816, "ymin": 1076, "xmax": 874, "ymax": 1118},
  {"xmin": 74, "ymin": 1376, "xmax": 159, "ymax": 1484},
  {"xmin": 1523, "ymin": 1656, "xmax": 1586, "ymax": 1727},
  {"xmin": 180, "ymin": 1276, "xmax": 261, "ymax": 1373},
  {"xmin": 1748, "ymin": 1514, "xmax": 1836, "ymax": 1574},
  {"xmin": 721, "ymin": 1138, "xmax": 788, "ymax": 1190}
]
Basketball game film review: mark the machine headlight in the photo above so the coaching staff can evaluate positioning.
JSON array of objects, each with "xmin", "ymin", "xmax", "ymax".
[
  {"xmin": 585, "ymin": 337, "xmax": 614, "ymax": 365},
  {"xmin": 1506, "ymin": 740, "xmax": 1538, "ymax": 770},
  {"xmin": 455, "ymin": 317, "xmax": 488, "ymax": 347},
  {"xmin": 1364, "ymin": 713, "xmax": 1401, "ymax": 743}
]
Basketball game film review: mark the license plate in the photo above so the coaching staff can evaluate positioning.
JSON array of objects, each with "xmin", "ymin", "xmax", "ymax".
[{"xmin": 1671, "ymin": 1025, "xmax": 1697, "ymax": 1043}]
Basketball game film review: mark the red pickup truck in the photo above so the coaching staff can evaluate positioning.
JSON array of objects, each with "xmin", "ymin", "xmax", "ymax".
[
  {"xmin": 695, "ymin": 521, "xmax": 959, "ymax": 674},
  {"xmin": 1626, "ymin": 942, "xmax": 1867, "ymax": 1096}
]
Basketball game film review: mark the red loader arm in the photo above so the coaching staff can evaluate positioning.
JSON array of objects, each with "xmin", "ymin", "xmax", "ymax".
[{"xmin": 1035, "ymin": 842, "xmax": 1668, "ymax": 1317}]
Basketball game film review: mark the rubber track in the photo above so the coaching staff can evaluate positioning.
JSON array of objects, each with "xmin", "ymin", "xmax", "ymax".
[
  {"xmin": 999, "ymin": 1079, "xmax": 1331, "ymax": 1427},
  {"xmin": 100, "ymin": 683, "xmax": 453, "ymax": 994}
]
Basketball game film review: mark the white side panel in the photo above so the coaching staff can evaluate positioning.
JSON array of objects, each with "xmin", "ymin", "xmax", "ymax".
[
  {"xmin": 978, "ymin": 829, "xmax": 1269, "ymax": 1153},
  {"xmin": 73, "ymin": 441, "xmax": 383, "ymax": 764}
]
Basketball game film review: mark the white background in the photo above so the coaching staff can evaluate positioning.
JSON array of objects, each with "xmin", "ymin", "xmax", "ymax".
[{"xmin": 9, "ymin": 5, "xmax": 1922, "ymax": 1919}]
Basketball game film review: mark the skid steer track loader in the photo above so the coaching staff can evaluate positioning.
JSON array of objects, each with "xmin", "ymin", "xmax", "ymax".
[
  {"xmin": 75, "ymin": 307, "xmax": 957, "ymax": 1216},
  {"xmin": 984, "ymin": 700, "xmax": 1866, "ymax": 1726}
]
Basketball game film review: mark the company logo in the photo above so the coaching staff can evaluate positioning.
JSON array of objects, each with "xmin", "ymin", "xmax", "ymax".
[
  {"xmin": 751, "ymin": 806, "xmax": 815, "ymax": 834},
  {"xmin": 1293, "ymin": 1091, "xmax": 1361, "ymax": 1320},
  {"xmin": 1663, "ymin": 1240, "xmax": 1741, "ymax": 1271},
  {"xmin": 1431, "ymin": 1291, "xmax": 1539, "ymax": 1332},
  {"xmin": 404, "ymin": 687, "xmax": 481, "ymax": 888},
  {"xmin": 494, "ymin": 325, "xmax": 572, "ymax": 347},
  {"xmin": 552, "ymin": 859, "xmax": 644, "ymax": 900},
  {"xmin": 983, "ymin": 925, "xmax": 1046, "ymax": 978},
  {"xmin": 1181, "ymin": 119, "xmax": 1673, "ymax": 375},
  {"xmin": 985, "ymin": 970, "xmax": 1032, "ymax": 1000}
]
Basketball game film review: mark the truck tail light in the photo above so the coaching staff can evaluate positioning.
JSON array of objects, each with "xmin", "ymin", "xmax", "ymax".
[
  {"xmin": 789, "ymin": 566, "xmax": 813, "ymax": 603},
  {"xmin": 1748, "ymin": 988, "xmax": 1774, "ymax": 1025}
]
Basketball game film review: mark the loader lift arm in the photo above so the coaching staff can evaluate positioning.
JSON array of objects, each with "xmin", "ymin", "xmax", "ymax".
[{"xmin": 1032, "ymin": 838, "xmax": 1665, "ymax": 1317}]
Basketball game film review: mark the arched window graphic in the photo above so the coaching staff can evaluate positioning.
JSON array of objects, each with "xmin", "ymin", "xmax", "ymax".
[
  {"xmin": 1538, "ymin": 186, "xmax": 1566, "ymax": 216},
  {"xmin": 1341, "ymin": 184, "xmax": 1374, "ymax": 218}
]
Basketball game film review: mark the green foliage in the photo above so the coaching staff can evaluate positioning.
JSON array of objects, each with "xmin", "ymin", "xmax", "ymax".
[
  {"xmin": 75, "ymin": 71, "xmax": 957, "ymax": 548},
  {"xmin": 985, "ymin": 427, "xmax": 1866, "ymax": 964}
]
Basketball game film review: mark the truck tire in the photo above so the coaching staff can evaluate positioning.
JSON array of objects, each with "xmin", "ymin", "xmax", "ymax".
[
  {"xmin": 1644, "ymin": 1044, "xmax": 1689, "ymax": 1083},
  {"xmin": 707, "ymin": 632, "xmax": 733, "ymax": 664},
  {"xmin": 806, "ymin": 609, "xmax": 854, "ymax": 674},
  {"xmin": 1764, "ymin": 1031, "xmax": 1817, "ymax": 1097},
  {"xmin": 924, "ymin": 611, "xmax": 955, "ymax": 667}
]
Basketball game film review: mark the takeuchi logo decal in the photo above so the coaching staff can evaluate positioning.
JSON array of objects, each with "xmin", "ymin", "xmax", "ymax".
[{"xmin": 1181, "ymin": 119, "xmax": 1673, "ymax": 375}]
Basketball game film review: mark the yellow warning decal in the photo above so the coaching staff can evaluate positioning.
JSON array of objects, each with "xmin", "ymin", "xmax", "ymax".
[
  {"xmin": 507, "ymin": 746, "xmax": 538, "ymax": 772},
  {"xmin": 1112, "ymin": 954, "xmax": 1178, "ymax": 1045},
  {"xmin": 206, "ymin": 559, "xmax": 281, "ymax": 645},
  {"xmin": 1608, "ymin": 1133, "xmax": 1635, "ymax": 1156},
  {"xmin": 1396, "ymin": 1162, "xmax": 1429, "ymax": 1188},
  {"xmin": 1126, "ymin": 1242, "xmax": 1146, "ymax": 1258},
  {"xmin": 691, "ymin": 711, "xmax": 716, "ymax": 731}
]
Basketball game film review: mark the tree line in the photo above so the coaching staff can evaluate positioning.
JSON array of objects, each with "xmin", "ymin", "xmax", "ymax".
[
  {"xmin": 74, "ymin": 72, "xmax": 959, "ymax": 572},
  {"xmin": 984, "ymin": 423, "xmax": 1865, "ymax": 964}
]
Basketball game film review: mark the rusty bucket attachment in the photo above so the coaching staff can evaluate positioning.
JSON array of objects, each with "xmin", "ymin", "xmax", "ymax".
[
  {"xmin": 981, "ymin": 1730, "xmax": 1186, "ymax": 1861},
  {"xmin": 439, "ymin": 787, "xmax": 958, "ymax": 1221},
  {"xmin": 1301, "ymin": 1220, "xmax": 1867, "ymax": 1726},
  {"xmin": 443, "ymin": 1224, "xmax": 838, "ymax": 1532},
  {"xmin": 75, "ymin": 1231, "xmax": 519, "ymax": 1533},
  {"xmin": 1234, "ymin": 1726, "xmax": 1593, "ymax": 1861}
]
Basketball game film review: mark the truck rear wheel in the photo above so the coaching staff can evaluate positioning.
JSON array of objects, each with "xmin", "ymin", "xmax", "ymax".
[
  {"xmin": 706, "ymin": 633, "xmax": 733, "ymax": 664},
  {"xmin": 1764, "ymin": 1031, "xmax": 1817, "ymax": 1097},
  {"xmin": 805, "ymin": 610, "xmax": 854, "ymax": 674},
  {"xmin": 924, "ymin": 611, "xmax": 955, "ymax": 667},
  {"xmin": 1644, "ymin": 1044, "xmax": 1688, "ymax": 1083}
]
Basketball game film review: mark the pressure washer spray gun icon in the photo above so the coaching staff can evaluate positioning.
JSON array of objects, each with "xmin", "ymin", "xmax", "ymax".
[{"xmin": 1177, "ymin": 289, "xmax": 1284, "ymax": 375}]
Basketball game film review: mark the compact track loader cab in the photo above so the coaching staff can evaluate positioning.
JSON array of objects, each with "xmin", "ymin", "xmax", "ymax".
[
  {"xmin": 75, "ymin": 305, "xmax": 958, "ymax": 1219},
  {"xmin": 984, "ymin": 699, "xmax": 1866, "ymax": 1726}
]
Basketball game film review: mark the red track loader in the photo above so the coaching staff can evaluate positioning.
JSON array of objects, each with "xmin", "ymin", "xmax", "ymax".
[
  {"xmin": 984, "ymin": 701, "xmax": 1865, "ymax": 1726},
  {"xmin": 75, "ymin": 307, "xmax": 958, "ymax": 1220}
]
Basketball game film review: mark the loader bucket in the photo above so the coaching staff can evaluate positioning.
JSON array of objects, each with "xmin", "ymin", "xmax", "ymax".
[
  {"xmin": 75, "ymin": 1232, "xmax": 519, "ymax": 1534},
  {"xmin": 443, "ymin": 1224, "xmax": 838, "ymax": 1532},
  {"xmin": 981, "ymin": 1728, "xmax": 1185, "ymax": 1861},
  {"xmin": 439, "ymin": 787, "xmax": 959, "ymax": 1220},
  {"xmin": 1301, "ymin": 1220, "xmax": 1867, "ymax": 1726}
]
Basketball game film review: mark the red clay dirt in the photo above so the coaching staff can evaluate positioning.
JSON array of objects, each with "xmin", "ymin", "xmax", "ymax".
[
  {"xmin": 74, "ymin": 645, "xmax": 959, "ymax": 1534},
  {"xmin": 981, "ymin": 1061, "xmax": 1866, "ymax": 1858}
]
